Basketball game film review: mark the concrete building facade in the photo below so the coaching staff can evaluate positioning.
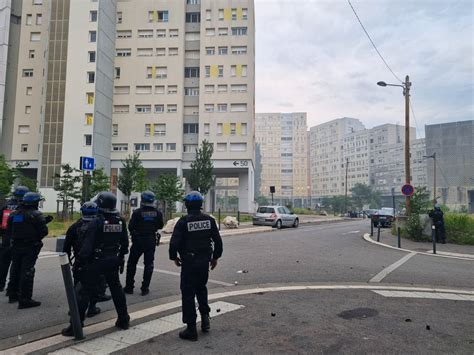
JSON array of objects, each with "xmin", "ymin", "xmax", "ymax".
[
  {"xmin": 1, "ymin": 0, "xmax": 256, "ymax": 212},
  {"xmin": 255, "ymin": 112, "xmax": 308, "ymax": 207}
]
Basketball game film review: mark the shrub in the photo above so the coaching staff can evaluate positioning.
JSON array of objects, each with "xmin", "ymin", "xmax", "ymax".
[
  {"xmin": 405, "ymin": 213, "xmax": 429, "ymax": 242},
  {"xmin": 292, "ymin": 208, "xmax": 315, "ymax": 215},
  {"xmin": 444, "ymin": 213, "xmax": 474, "ymax": 245}
]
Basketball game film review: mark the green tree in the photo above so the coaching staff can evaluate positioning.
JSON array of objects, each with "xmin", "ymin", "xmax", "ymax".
[
  {"xmin": 150, "ymin": 174, "xmax": 184, "ymax": 219},
  {"xmin": 322, "ymin": 195, "xmax": 351, "ymax": 215},
  {"xmin": 88, "ymin": 168, "xmax": 110, "ymax": 198},
  {"xmin": 54, "ymin": 164, "xmax": 82, "ymax": 220},
  {"xmin": 255, "ymin": 195, "xmax": 269, "ymax": 206},
  {"xmin": 0, "ymin": 155, "xmax": 14, "ymax": 199},
  {"xmin": 410, "ymin": 186, "xmax": 431, "ymax": 214},
  {"xmin": 12, "ymin": 162, "xmax": 38, "ymax": 192},
  {"xmin": 188, "ymin": 140, "xmax": 214, "ymax": 196},
  {"xmin": 350, "ymin": 183, "xmax": 381, "ymax": 210},
  {"xmin": 117, "ymin": 153, "xmax": 146, "ymax": 212}
]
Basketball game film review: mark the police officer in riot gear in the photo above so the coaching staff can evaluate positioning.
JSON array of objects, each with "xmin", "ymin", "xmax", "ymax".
[
  {"xmin": 62, "ymin": 191, "xmax": 130, "ymax": 336},
  {"xmin": 63, "ymin": 201, "xmax": 103, "ymax": 317},
  {"xmin": 124, "ymin": 191, "xmax": 164, "ymax": 296},
  {"xmin": 169, "ymin": 191, "xmax": 223, "ymax": 341},
  {"xmin": 0, "ymin": 186, "xmax": 29, "ymax": 292},
  {"xmin": 6, "ymin": 192, "xmax": 52, "ymax": 308},
  {"xmin": 429, "ymin": 203, "xmax": 446, "ymax": 244}
]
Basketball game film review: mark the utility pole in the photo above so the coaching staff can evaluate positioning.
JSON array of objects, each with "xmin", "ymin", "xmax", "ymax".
[
  {"xmin": 344, "ymin": 157, "xmax": 349, "ymax": 213},
  {"xmin": 404, "ymin": 75, "xmax": 412, "ymax": 215}
]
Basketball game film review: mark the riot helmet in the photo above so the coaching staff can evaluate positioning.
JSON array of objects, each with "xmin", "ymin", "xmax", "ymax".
[
  {"xmin": 81, "ymin": 201, "xmax": 98, "ymax": 221},
  {"xmin": 141, "ymin": 191, "xmax": 156, "ymax": 207},
  {"xmin": 13, "ymin": 186, "xmax": 30, "ymax": 201},
  {"xmin": 21, "ymin": 192, "xmax": 43, "ymax": 207},
  {"xmin": 96, "ymin": 191, "xmax": 117, "ymax": 213},
  {"xmin": 183, "ymin": 191, "xmax": 203, "ymax": 210}
]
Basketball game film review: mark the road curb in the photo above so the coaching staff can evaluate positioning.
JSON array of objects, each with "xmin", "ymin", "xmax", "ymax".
[{"xmin": 363, "ymin": 233, "xmax": 474, "ymax": 261}]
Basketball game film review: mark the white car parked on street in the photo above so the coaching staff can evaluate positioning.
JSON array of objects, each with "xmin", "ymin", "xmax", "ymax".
[{"xmin": 252, "ymin": 206, "xmax": 299, "ymax": 229}]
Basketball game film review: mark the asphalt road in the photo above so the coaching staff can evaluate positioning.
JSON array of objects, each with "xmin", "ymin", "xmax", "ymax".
[{"xmin": 1, "ymin": 220, "xmax": 473, "ymax": 353}]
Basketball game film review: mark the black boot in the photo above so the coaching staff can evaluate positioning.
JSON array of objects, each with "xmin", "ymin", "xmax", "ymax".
[
  {"xmin": 201, "ymin": 314, "xmax": 210, "ymax": 332},
  {"xmin": 8, "ymin": 295, "xmax": 18, "ymax": 303},
  {"xmin": 115, "ymin": 315, "xmax": 130, "ymax": 330},
  {"xmin": 123, "ymin": 286, "xmax": 133, "ymax": 295},
  {"xmin": 18, "ymin": 299, "xmax": 41, "ymax": 309},
  {"xmin": 140, "ymin": 288, "xmax": 149, "ymax": 296},
  {"xmin": 86, "ymin": 306, "xmax": 101, "ymax": 318},
  {"xmin": 0, "ymin": 284, "xmax": 5, "ymax": 292},
  {"xmin": 61, "ymin": 322, "xmax": 84, "ymax": 337},
  {"xmin": 96, "ymin": 294, "xmax": 112, "ymax": 302},
  {"xmin": 179, "ymin": 323, "xmax": 198, "ymax": 341}
]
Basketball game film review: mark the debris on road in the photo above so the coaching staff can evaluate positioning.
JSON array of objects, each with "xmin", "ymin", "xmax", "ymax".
[
  {"xmin": 237, "ymin": 270, "xmax": 249, "ymax": 274},
  {"xmin": 426, "ymin": 325, "xmax": 431, "ymax": 330},
  {"xmin": 234, "ymin": 281, "xmax": 239, "ymax": 285},
  {"xmin": 271, "ymin": 313, "xmax": 276, "ymax": 317},
  {"xmin": 405, "ymin": 319, "xmax": 412, "ymax": 322}
]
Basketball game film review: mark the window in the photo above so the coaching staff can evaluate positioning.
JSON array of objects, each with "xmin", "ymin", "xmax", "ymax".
[
  {"xmin": 166, "ymin": 143, "xmax": 176, "ymax": 152},
  {"xmin": 87, "ymin": 72, "xmax": 95, "ymax": 83},
  {"xmin": 156, "ymin": 66, "xmax": 167, "ymax": 78},
  {"xmin": 205, "ymin": 9, "xmax": 211, "ymax": 21},
  {"xmin": 241, "ymin": 123, "xmax": 247, "ymax": 135},
  {"xmin": 155, "ymin": 86, "xmax": 165, "ymax": 94},
  {"xmin": 230, "ymin": 143, "xmax": 247, "ymax": 152},
  {"xmin": 184, "ymin": 67, "xmax": 199, "ymax": 78},
  {"xmin": 217, "ymin": 143, "xmax": 227, "ymax": 152},
  {"xmin": 26, "ymin": 14, "xmax": 32, "ymax": 25},
  {"xmin": 217, "ymin": 104, "xmax": 227, "ymax": 112},
  {"xmin": 218, "ymin": 65, "xmax": 224, "ymax": 77},
  {"xmin": 230, "ymin": 123, "xmax": 236, "ymax": 134},
  {"xmin": 86, "ymin": 92, "xmax": 94, "ymax": 103},
  {"xmin": 206, "ymin": 47, "xmax": 215, "ymax": 55},
  {"xmin": 167, "ymin": 104, "xmax": 177, "ymax": 113},
  {"xmin": 231, "ymin": 46, "xmax": 247, "ymax": 55},
  {"xmin": 169, "ymin": 29, "xmax": 179, "ymax": 37},
  {"xmin": 156, "ymin": 29, "xmax": 166, "ymax": 38},
  {"xmin": 205, "ymin": 28, "xmax": 215, "ymax": 36},
  {"xmin": 154, "ymin": 104, "xmax": 164, "ymax": 113},
  {"xmin": 113, "ymin": 105, "xmax": 129, "ymax": 113},
  {"xmin": 137, "ymin": 48, "xmax": 153, "ymax": 56},
  {"xmin": 169, "ymin": 47, "xmax": 178, "ymax": 56},
  {"xmin": 135, "ymin": 105, "xmax": 151, "ymax": 113},
  {"xmin": 156, "ymin": 48, "xmax": 166, "ymax": 56},
  {"xmin": 18, "ymin": 125, "xmax": 30, "ymax": 134},
  {"xmin": 29, "ymin": 50, "xmax": 35, "ymax": 59},
  {"xmin": 217, "ymin": 123, "xmax": 223, "ymax": 135},
  {"xmin": 154, "ymin": 124, "xmax": 166, "ymax": 136},
  {"xmin": 183, "ymin": 144, "xmax": 198, "ymax": 153},
  {"xmin": 33, "ymin": 0, "xmax": 43, "ymax": 4},
  {"xmin": 136, "ymin": 86, "xmax": 152, "ymax": 94},
  {"xmin": 138, "ymin": 29, "xmax": 153, "ymax": 38},
  {"xmin": 158, "ymin": 11, "xmax": 169, "ymax": 22},
  {"xmin": 204, "ymin": 104, "xmax": 214, "ymax": 112},
  {"xmin": 114, "ymin": 86, "xmax": 129, "ymax": 95},
  {"xmin": 36, "ymin": 14, "xmax": 42, "ymax": 25},
  {"xmin": 117, "ymin": 30, "xmax": 132, "ymax": 38},
  {"xmin": 204, "ymin": 123, "xmax": 210, "ymax": 135},
  {"xmin": 116, "ymin": 12, "xmax": 122, "ymax": 24},
  {"xmin": 112, "ymin": 124, "xmax": 118, "ymax": 136},
  {"xmin": 30, "ymin": 32, "xmax": 41, "ymax": 41},
  {"xmin": 205, "ymin": 66, "xmax": 211, "ymax": 78},
  {"xmin": 167, "ymin": 85, "xmax": 177, "ymax": 94},
  {"xmin": 218, "ymin": 27, "xmax": 228, "ymax": 36},
  {"xmin": 232, "ymin": 8, "xmax": 237, "ymax": 20},
  {"xmin": 153, "ymin": 143, "xmax": 163, "ymax": 152},
  {"xmin": 21, "ymin": 144, "xmax": 28, "ymax": 153},
  {"xmin": 185, "ymin": 32, "xmax": 200, "ymax": 41},
  {"xmin": 187, "ymin": 0, "xmax": 200, "ymax": 4},
  {"xmin": 186, "ymin": 12, "xmax": 200, "ymax": 23},
  {"xmin": 184, "ymin": 106, "xmax": 199, "ymax": 115},
  {"xmin": 204, "ymin": 85, "xmax": 214, "ymax": 93},
  {"xmin": 232, "ymin": 27, "xmax": 247, "ymax": 36},
  {"xmin": 116, "ymin": 48, "xmax": 131, "ymax": 57},
  {"xmin": 134, "ymin": 143, "xmax": 150, "ymax": 152},
  {"xmin": 89, "ymin": 31, "xmax": 96, "ymax": 42},
  {"xmin": 90, "ymin": 10, "xmax": 97, "ymax": 22},
  {"xmin": 217, "ymin": 84, "xmax": 227, "ymax": 93},
  {"xmin": 218, "ymin": 46, "xmax": 228, "ymax": 55},
  {"xmin": 84, "ymin": 135, "xmax": 92, "ymax": 146},
  {"xmin": 85, "ymin": 113, "xmax": 93, "ymax": 125},
  {"xmin": 22, "ymin": 69, "xmax": 33, "ymax": 77},
  {"xmin": 242, "ymin": 8, "xmax": 248, "ymax": 20},
  {"xmin": 26, "ymin": 87, "xmax": 32, "ymax": 95},
  {"xmin": 115, "ymin": 67, "xmax": 121, "ymax": 79},
  {"xmin": 185, "ymin": 87, "xmax": 199, "ymax": 96},
  {"xmin": 218, "ymin": 9, "xmax": 224, "ymax": 20},
  {"xmin": 145, "ymin": 124, "xmax": 151, "ymax": 136},
  {"xmin": 231, "ymin": 84, "xmax": 247, "ymax": 93},
  {"xmin": 88, "ymin": 51, "xmax": 96, "ymax": 62},
  {"xmin": 112, "ymin": 144, "xmax": 128, "ymax": 152},
  {"xmin": 231, "ymin": 65, "xmax": 247, "ymax": 77},
  {"xmin": 183, "ymin": 123, "xmax": 199, "ymax": 134},
  {"xmin": 230, "ymin": 103, "xmax": 247, "ymax": 112}
]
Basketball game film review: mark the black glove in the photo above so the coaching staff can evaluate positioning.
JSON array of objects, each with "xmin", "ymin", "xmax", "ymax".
[
  {"xmin": 119, "ymin": 256, "xmax": 125, "ymax": 274},
  {"xmin": 45, "ymin": 215, "xmax": 54, "ymax": 223},
  {"xmin": 155, "ymin": 232, "xmax": 161, "ymax": 246}
]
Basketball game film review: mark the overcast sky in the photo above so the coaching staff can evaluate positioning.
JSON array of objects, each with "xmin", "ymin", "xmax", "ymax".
[{"xmin": 254, "ymin": 0, "xmax": 474, "ymax": 137}]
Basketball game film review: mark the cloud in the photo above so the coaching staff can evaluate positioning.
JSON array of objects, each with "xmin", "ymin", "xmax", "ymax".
[{"xmin": 255, "ymin": 0, "xmax": 474, "ymax": 137}]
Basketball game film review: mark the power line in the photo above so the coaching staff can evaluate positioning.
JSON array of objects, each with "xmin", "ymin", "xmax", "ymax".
[
  {"xmin": 408, "ymin": 96, "xmax": 420, "ymax": 137},
  {"xmin": 347, "ymin": 0, "xmax": 403, "ymax": 83}
]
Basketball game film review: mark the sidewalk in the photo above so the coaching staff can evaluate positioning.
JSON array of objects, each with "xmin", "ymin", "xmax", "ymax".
[{"xmin": 366, "ymin": 228, "xmax": 474, "ymax": 259}]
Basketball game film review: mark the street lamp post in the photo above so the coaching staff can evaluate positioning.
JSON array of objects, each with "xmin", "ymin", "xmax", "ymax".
[
  {"xmin": 377, "ymin": 75, "xmax": 412, "ymax": 215},
  {"xmin": 423, "ymin": 152, "xmax": 437, "ymax": 204}
]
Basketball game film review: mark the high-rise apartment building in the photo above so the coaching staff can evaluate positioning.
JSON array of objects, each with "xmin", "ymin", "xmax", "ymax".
[
  {"xmin": 255, "ymin": 112, "xmax": 308, "ymax": 207},
  {"xmin": 1, "ymin": 0, "xmax": 256, "ymax": 212}
]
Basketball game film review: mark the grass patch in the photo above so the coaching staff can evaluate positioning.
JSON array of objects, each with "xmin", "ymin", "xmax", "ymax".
[{"xmin": 444, "ymin": 213, "xmax": 474, "ymax": 245}]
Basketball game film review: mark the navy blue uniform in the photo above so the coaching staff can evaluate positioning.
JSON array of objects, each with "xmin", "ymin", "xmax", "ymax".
[
  {"xmin": 0, "ymin": 199, "xmax": 19, "ymax": 290},
  {"xmin": 429, "ymin": 209, "xmax": 446, "ymax": 243},
  {"xmin": 125, "ymin": 206, "xmax": 163, "ymax": 293},
  {"xmin": 6, "ymin": 206, "xmax": 48, "ymax": 302},
  {"xmin": 169, "ymin": 212, "xmax": 223, "ymax": 324}
]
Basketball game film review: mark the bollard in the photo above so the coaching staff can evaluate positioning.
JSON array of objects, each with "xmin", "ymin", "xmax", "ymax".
[
  {"xmin": 218, "ymin": 208, "xmax": 221, "ymax": 231},
  {"xmin": 59, "ymin": 253, "xmax": 84, "ymax": 340},
  {"xmin": 237, "ymin": 211, "xmax": 240, "ymax": 226},
  {"xmin": 377, "ymin": 223, "xmax": 381, "ymax": 242},
  {"xmin": 370, "ymin": 222, "xmax": 374, "ymax": 237},
  {"xmin": 431, "ymin": 225, "xmax": 437, "ymax": 254},
  {"xmin": 397, "ymin": 227, "xmax": 401, "ymax": 249}
]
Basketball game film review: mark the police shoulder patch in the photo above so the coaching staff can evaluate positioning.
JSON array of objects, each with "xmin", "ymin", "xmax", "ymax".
[
  {"xmin": 104, "ymin": 224, "xmax": 123, "ymax": 233},
  {"xmin": 12, "ymin": 214, "xmax": 25, "ymax": 223},
  {"xmin": 141, "ymin": 211, "xmax": 157, "ymax": 218},
  {"xmin": 187, "ymin": 220, "xmax": 211, "ymax": 232}
]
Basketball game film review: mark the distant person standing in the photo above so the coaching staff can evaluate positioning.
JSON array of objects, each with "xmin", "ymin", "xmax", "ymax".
[
  {"xmin": 429, "ymin": 203, "xmax": 446, "ymax": 244},
  {"xmin": 169, "ymin": 191, "xmax": 223, "ymax": 341}
]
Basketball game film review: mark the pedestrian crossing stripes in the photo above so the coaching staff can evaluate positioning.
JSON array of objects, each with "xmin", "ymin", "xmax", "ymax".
[{"xmin": 373, "ymin": 290, "xmax": 474, "ymax": 302}]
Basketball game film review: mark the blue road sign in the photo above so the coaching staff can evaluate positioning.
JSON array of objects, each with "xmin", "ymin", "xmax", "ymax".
[
  {"xmin": 80, "ymin": 156, "xmax": 95, "ymax": 171},
  {"xmin": 401, "ymin": 184, "xmax": 414, "ymax": 197}
]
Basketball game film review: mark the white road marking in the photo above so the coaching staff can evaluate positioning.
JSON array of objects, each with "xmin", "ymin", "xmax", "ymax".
[
  {"xmin": 6, "ymin": 284, "xmax": 474, "ymax": 354},
  {"xmin": 343, "ymin": 230, "xmax": 360, "ymax": 235},
  {"xmin": 137, "ymin": 265, "xmax": 234, "ymax": 287},
  {"xmin": 50, "ymin": 301, "xmax": 244, "ymax": 355},
  {"xmin": 369, "ymin": 252, "xmax": 417, "ymax": 283},
  {"xmin": 425, "ymin": 250, "xmax": 474, "ymax": 259},
  {"xmin": 373, "ymin": 290, "xmax": 474, "ymax": 302},
  {"xmin": 38, "ymin": 251, "xmax": 60, "ymax": 260}
]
